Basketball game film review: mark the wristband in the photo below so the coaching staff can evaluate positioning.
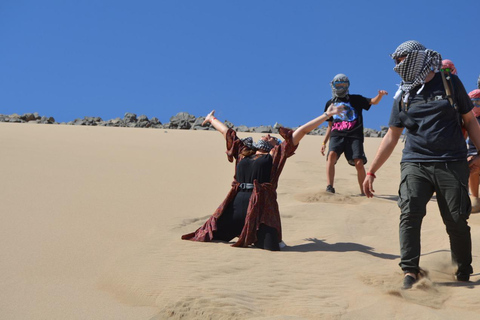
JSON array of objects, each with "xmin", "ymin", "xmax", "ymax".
[
  {"xmin": 367, "ymin": 172, "xmax": 376, "ymax": 178},
  {"xmin": 324, "ymin": 112, "xmax": 329, "ymax": 117},
  {"xmin": 211, "ymin": 116, "xmax": 217, "ymax": 122}
]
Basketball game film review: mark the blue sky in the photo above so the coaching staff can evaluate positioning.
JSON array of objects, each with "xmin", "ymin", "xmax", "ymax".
[{"xmin": 1, "ymin": 0, "xmax": 479, "ymax": 129}]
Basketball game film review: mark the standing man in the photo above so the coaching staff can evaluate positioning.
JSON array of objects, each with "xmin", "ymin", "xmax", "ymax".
[
  {"xmin": 321, "ymin": 74, "xmax": 387, "ymax": 194},
  {"xmin": 363, "ymin": 40, "xmax": 480, "ymax": 289}
]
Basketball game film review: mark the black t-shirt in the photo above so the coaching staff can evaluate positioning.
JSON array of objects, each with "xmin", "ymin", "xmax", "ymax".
[
  {"xmin": 389, "ymin": 72, "xmax": 473, "ymax": 162},
  {"xmin": 324, "ymin": 94, "xmax": 371, "ymax": 139},
  {"xmin": 236, "ymin": 154, "xmax": 272, "ymax": 184}
]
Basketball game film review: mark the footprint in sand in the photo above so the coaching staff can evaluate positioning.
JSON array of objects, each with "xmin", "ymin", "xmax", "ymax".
[
  {"xmin": 176, "ymin": 215, "xmax": 211, "ymax": 228},
  {"xmin": 359, "ymin": 272, "xmax": 450, "ymax": 309},
  {"xmin": 294, "ymin": 191, "xmax": 365, "ymax": 204}
]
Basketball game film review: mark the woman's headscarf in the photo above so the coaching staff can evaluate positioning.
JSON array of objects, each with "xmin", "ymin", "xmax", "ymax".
[
  {"xmin": 391, "ymin": 40, "xmax": 443, "ymax": 95},
  {"xmin": 241, "ymin": 136, "xmax": 280, "ymax": 152},
  {"xmin": 441, "ymin": 59, "xmax": 457, "ymax": 75},
  {"xmin": 330, "ymin": 74, "xmax": 350, "ymax": 99}
]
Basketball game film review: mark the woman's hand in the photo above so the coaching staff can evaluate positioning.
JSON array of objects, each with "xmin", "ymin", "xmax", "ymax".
[
  {"xmin": 325, "ymin": 103, "xmax": 347, "ymax": 117},
  {"xmin": 202, "ymin": 110, "xmax": 216, "ymax": 126},
  {"xmin": 326, "ymin": 103, "xmax": 346, "ymax": 117}
]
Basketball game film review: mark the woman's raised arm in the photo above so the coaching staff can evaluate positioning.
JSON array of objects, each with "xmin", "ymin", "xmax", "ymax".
[
  {"xmin": 203, "ymin": 110, "xmax": 229, "ymax": 138},
  {"xmin": 292, "ymin": 104, "xmax": 345, "ymax": 146}
]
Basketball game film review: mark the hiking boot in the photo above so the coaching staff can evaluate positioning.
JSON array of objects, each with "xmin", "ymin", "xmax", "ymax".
[
  {"xmin": 326, "ymin": 185, "xmax": 335, "ymax": 194},
  {"xmin": 402, "ymin": 275, "xmax": 417, "ymax": 289}
]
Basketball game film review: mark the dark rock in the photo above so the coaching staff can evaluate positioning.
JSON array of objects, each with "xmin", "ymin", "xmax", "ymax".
[
  {"xmin": 21, "ymin": 113, "xmax": 36, "ymax": 122},
  {"xmin": 137, "ymin": 115, "xmax": 149, "ymax": 122},
  {"xmin": 150, "ymin": 117, "xmax": 161, "ymax": 125},
  {"xmin": 191, "ymin": 117, "xmax": 207, "ymax": 130},
  {"xmin": 235, "ymin": 125, "xmax": 250, "ymax": 132},
  {"xmin": 124, "ymin": 112, "xmax": 137, "ymax": 123},
  {"xmin": 8, "ymin": 117, "xmax": 23, "ymax": 123},
  {"xmin": 252, "ymin": 125, "xmax": 272, "ymax": 133},
  {"xmin": 169, "ymin": 112, "xmax": 196, "ymax": 129}
]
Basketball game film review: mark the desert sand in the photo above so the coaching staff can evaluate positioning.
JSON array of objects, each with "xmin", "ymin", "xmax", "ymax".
[{"xmin": 2, "ymin": 121, "xmax": 480, "ymax": 320}]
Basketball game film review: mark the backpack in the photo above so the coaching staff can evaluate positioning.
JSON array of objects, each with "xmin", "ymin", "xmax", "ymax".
[{"xmin": 398, "ymin": 71, "xmax": 466, "ymax": 137}]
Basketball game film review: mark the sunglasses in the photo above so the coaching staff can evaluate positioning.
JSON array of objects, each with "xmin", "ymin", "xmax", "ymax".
[
  {"xmin": 333, "ymin": 81, "xmax": 349, "ymax": 89},
  {"xmin": 472, "ymin": 99, "xmax": 480, "ymax": 107},
  {"xmin": 441, "ymin": 68, "xmax": 452, "ymax": 73}
]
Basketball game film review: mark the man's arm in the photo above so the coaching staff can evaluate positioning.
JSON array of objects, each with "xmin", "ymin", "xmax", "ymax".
[
  {"xmin": 363, "ymin": 126, "xmax": 403, "ymax": 197},
  {"xmin": 321, "ymin": 121, "xmax": 333, "ymax": 156},
  {"xmin": 370, "ymin": 90, "xmax": 389, "ymax": 105}
]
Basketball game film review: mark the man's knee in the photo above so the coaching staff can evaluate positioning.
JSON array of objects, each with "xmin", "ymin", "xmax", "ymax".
[
  {"xmin": 353, "ymin": 158, "xmax": 364, "ymax": 168},
  {"xmin": 327, "ymin": 151, "xmax": 338, "ymax": 163}
]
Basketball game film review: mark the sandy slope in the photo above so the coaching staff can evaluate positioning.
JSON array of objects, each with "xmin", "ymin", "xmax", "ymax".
[{"xmin": 2, "ymin": 122, "xmax": 480, "ymax": 319}]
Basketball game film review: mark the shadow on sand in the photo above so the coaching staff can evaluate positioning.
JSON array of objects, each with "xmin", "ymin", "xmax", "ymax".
[{"xmin": 283, "ymin": 237, "xmax": 399, "ymax": 260}]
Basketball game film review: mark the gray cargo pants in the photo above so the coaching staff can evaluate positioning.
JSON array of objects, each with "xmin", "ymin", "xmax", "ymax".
[{"xmin": 398, "ymin": 161, "xmax": 472, "ymax": 277}]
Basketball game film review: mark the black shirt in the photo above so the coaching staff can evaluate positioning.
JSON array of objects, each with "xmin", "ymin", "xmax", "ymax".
[
  {"xmin": 389, "ymin": 72, "xmax": 473, "ymax": 162},
  {"xmin": 324, "ymin": 94, "xmax": 372, "ymax": 139},
  {"xmin": 236, "ymin": 154, "xmax": 273, "ymax": 184}
]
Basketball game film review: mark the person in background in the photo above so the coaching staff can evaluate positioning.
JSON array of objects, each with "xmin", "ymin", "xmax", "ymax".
[
  {"xmin": 363, "ymin": 40, "xmax": 480, "ymax": 289},
  {"xmin": 466, "ymin": 89, "xmax": 480, "ymax": 213},
  {"xmin": 321, "ymin": 73, "xmax": 387, "ymax": 195},
  {"xmin": 182, "ymin": 105, "xmax": 345, "ymax": 251},
  {"xmin": 441, "ymin": 59, "xmax": 457, "ymax": 75}
]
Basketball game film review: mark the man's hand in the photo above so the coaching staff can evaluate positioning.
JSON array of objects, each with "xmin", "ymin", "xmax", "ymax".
[
  {"xmin": 469, "ymin": 155, "xmax": 480, "ymax": 173},
  {"xmin": 363, "ymin": 175, "xmax": 375, "ymax": 198},
  {"xmin": 321, "ymin": 143, "xmax": 327, "ymax": 156}
]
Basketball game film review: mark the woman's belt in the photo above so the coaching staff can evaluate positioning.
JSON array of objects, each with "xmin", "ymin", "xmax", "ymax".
[{"xmin": 238, "ymin": 183, "xmax": 254, "ymax": 190}]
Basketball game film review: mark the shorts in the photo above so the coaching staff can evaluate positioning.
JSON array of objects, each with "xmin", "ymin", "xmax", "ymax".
[{"xmin": 328, "ymin": 136, "xmax": 367, "ymax": 166}]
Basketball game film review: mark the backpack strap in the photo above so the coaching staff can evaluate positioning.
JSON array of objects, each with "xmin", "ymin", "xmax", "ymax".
[
  {"xmin": 440, "ymin": 71, "xmax": 457, "ymax": 110},
  {"xmin": 440, "ymin": 71, "xmax": 465, "ymax": 134}
]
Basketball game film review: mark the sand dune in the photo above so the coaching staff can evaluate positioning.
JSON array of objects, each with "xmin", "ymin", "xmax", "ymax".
[{"xmin": 2, "ymin": 122, "xmax": 480, "ymax": 319}]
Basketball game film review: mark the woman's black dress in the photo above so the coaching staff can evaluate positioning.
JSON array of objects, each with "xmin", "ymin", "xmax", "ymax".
[{"xmin": 213, "ymin": 153, "xmax": 280, "ymax": 250}]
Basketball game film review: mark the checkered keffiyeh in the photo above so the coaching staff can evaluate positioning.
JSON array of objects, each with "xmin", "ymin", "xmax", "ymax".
[
  {"xmin": 391, "ymin": 40, "xmax": 442, "ymax": 94},
  {"xmin": 241, "ymin": 137, "xmax": 279, "ymax": 152},
  {"xmin": 254, "ymin": 139, "xmax": 274, "ymax": 152},
  {"xmin": 477, "ymin": 75, "xmax": 480, "ymax": 89},
  {"xmin": 241, "ymin": 137, "xmax": 255, "ymax": 149}
]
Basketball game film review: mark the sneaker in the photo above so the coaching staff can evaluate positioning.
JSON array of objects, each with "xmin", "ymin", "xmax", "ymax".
[
  {"xmin": 402, "ymin": 275, "xmax": 417, "ymax": 289},
  {"xmin": 456, "ymin": 273, "xmax": 470, "ymax": 282},
  {"xmin": 326, "ymin": 185, "xmax": 335, "ymax": 193}
]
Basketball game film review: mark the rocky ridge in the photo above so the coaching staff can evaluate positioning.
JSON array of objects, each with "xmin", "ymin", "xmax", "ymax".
[{"xmin": 0, "ymin": 112, "xmax": 388, "ymax": 137}]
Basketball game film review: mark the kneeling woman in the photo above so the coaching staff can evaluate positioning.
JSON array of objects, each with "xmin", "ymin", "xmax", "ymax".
[{"xmin": 182, "ymin": 106, "xmax": 344, "ymax": 250}]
